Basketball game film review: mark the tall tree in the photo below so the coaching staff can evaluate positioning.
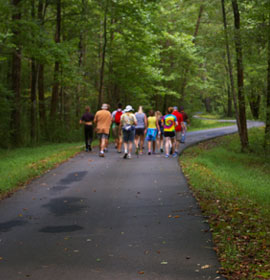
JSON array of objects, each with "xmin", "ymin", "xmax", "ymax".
[
  {"xmin": 221, "ymin": 0, "xmax": 240, "ymax": 128},
  {"xmin": 50, "ymin": 0, "xmax": 61, "ymax": 123},
  {"xmin": 231, "ymin": 0, "xmax": 249, "ymax": 151},
  {"xmin": 265, "ymin": 10, "xmax": 270, "ymax": 151},
  {"xmin": 10, "ymin": 0, "xmax": 22, "ymax": 145}
]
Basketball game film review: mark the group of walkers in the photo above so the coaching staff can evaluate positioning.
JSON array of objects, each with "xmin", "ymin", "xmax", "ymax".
[{"xmin": 79, "ymin": 103, "xmax": 189, "ymax": 159}]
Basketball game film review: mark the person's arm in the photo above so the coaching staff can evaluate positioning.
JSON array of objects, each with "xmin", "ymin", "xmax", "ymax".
[
  {"xmin": 133, "ymin": 114, "xmax": 137, "ymax": 126},
  {"xmin": 144, "ymin": 115, "xmax": 148, "ymax": 133},
  {"xmin": 156, "ymin": 118, "xmax": 160, "ymax": 132}
]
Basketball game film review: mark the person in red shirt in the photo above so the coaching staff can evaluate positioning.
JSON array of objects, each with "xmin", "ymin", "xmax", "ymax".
[{"xmin": 172, "ymin": 106, "xmax": 184, "ymax": 154}]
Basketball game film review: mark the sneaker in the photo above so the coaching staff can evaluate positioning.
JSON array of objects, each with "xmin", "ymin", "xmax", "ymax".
[
  {"xmin": 99, "ymin": 152, "xmax": 104, "ymax": 157},
  {"xmin": 123, "ymin": 153, "xmax": 128, "ymax": 159},
  {"xmin": 127, "ymin": 154, "xmax": 132, "ymax": 159},
  {"xmin": 172, "ymin": 153, "xmax": 178, "ymax": 158},
  {"xmin": 117, "ymin": 150, "xmax": 122, "ymax": 153},
  {"xmin": 165, "ymin": 154, "xmax": 169, "ymax": 158},
  {"xmin": 160, "ymin": 148, "xmax": 163, "ymax": 153},
  {"xmin": 148, "ymin": 151, "xmax": 151, "ymax": 155}
]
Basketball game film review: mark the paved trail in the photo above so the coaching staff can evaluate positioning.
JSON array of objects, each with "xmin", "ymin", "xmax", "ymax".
[{"xmin": 0, "ymin": 122, "xmax": 263, "ymax": 280}]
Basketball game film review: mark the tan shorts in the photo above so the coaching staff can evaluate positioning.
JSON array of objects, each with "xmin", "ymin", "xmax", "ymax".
[
  {"xmin": 175, "ymin": 131, "xmax": 182, "ymax": 141},
  {"xmin": 112, "ymin": 124, "xmax": 122, "ymax": 138}
]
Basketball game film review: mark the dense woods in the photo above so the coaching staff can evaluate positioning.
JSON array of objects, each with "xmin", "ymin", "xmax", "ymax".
[{"xmin": 0, "ymin": 0, "xmax": 270, "ymax": 151}]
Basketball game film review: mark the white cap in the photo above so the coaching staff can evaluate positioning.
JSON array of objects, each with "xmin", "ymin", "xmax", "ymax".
[
  {"xmin": 101, "ymin": 104, "xmax": 108, "ymax": 110},
  {"xmin": 124, "ymin": 105, "xmax": 134, "ymax": 112}
]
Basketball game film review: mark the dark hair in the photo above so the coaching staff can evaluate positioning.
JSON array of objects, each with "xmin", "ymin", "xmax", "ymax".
[
  {"xmin": 118, "ymin": 103, "xmax": 122, "ymax": 109},
  {"xmin": 180, "ymin": 106, "xmax": 184, "ymax": 111},
  {"xmin": 85, "ymin": 106, "xmax": 90, "ymax": 112},
  {"xmin": 148, "ymin": 109, "xmax": 154, "ymax": 116}
]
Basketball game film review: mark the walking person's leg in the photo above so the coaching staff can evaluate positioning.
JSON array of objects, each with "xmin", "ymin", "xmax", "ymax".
[
  {"xmin": 139, "ymin": 134, "xmax": 144, "ymax": 154},
  {"xmin": 84, "ymin": 127, "xmax": 89, "ymax": 151},
  {"xmin": 165, "ymin": 137, "xmax": 170, "ymax": 157}
]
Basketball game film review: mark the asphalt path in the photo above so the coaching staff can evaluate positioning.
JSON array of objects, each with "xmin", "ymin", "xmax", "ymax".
[{"xmin": 0, "ymin": 121, "xmax": 263, "ymax": 280}]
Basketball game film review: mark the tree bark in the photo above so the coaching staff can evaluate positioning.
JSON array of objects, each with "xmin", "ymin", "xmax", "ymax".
[
  {"xmin": 30, "ymin": 0, "xmax": 37, "ymax": 143},
  {"xmin": 248, "ymin": 89, "xmax": 261, "ymax": 120},
  {"xmin": 10, "ymin": 0, "xmax": 22, "ymax": 145},
  {"xmin": 180, "ymin": 4, "xmax": 204, "ymax": 105},
  {"xmin": 50, "ymin": 0, "xmax": 61, "ymax": 122},
  {"xmin": 98, "ymin": 0, "xmax": 108, "ymax": 110},
  {"xmin": 37, "ymin": 0, "xmax": 46, "ymax": 136},
  {"xmin": 221, "ymin": 0, "xmax": 240, "ymax": 127},
  {"xmin": 232, "ymin": 0, "xmax": 249, "ymax": 151},
  {"xmin": 264, "ymin": 12, "xmax": 270, "ymax": 151}
]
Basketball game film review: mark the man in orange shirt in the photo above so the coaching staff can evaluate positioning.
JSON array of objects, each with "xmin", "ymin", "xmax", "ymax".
[{"xmin": 94, "ymin": 104, "xmax": 112, "ymax": 157}]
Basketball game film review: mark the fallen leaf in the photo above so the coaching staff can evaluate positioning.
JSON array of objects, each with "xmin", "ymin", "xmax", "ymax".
[
  {"xmin": 201, "ymin": 265, "xmax": 211, "ymax": 269},
  {"xmin": 96, "ymin": 258, "xmax": 101, "ymax": 262},
  {"xmin": 161, "ymin": 261, "xmax": 168, "ymax": 265},
  {"xmin": 0, "ymin": 257, "xmax": 3, "ymax": 260},
  {"xmin": 138, "ymin": 271, "xmax": 144, "ymax": 275},
  {"xmin": 174, "ymin": 215, "xmax": 180, "ymax": 219}
]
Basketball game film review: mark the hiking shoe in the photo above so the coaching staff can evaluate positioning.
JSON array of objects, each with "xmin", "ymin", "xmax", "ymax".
[
  {"xmin": 123, "ymin": 153, "xmax": 128, "ymax": 159},
  {"xmin": 127, "ymin": 154, "xmax": 132, "ymax": 159},
  {"xmin": 99, "ymin": 152, "xmax": 104, "ymax": 157},
  {"xmin": 148, "ymin": 152, "xmax": 151, "ymax": 155},
  {"xmin": 165, "ymin": 154, "xmax": 169, "ymax": 158},
  {"xmin": 160, "ymin": 148, "xmax": 163, "ymax": 153},
  {"xmin": 117, "ymin": 150, "xmax": 122, "ymax": 153},
  {"xmin": 172, "ymin": 153, "xmax": 178, "ymax": 158}
]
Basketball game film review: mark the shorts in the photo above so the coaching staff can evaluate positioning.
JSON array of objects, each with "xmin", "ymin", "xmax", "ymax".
[
  {"xmin": 135, "ymin": 128, "xmax": 145, "ymax": 136},
  {"xmin": 123, "ymin": 130, "xmax": 135, "ymax": 143},
  {"xmin": 112, "ymin": 124, "xmax": 122, "ymax": 138},
  {"xmin": 164, "ymin": 131, "xmax": 175, "ymax": 138},
  {"xmin": 146, "ymin": 128, "xmax": 157, "ymax": 141},
  {"xmin": 97, "ymin": 133, "xmax": 109, "ymax": 139},
  {"xmin": 175, "ymin": 131, "xmax": 181, "ymax": 141}
]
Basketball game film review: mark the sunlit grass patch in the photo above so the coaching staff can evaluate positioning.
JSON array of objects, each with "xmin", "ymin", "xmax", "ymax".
[
  {"xmin": 0, "ymin": 142, "xmax": 86, "ymax": 197},
  {"xmin": 189, "ymin": 117, "xmax": 235, "ymax": 131}
]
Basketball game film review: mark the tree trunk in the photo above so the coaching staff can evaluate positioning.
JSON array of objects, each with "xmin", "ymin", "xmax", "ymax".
[
  {"xmin": 180, "ymin": 4, "xmax": 204, "ymax": 105},
  {"xmin": 30, "ymin": 0, "xmax": 37, "ymax": 143},
  {"xmin": 221, "ymin": 0, "xmax": 240, "ymax": 127},
  {"xmin": 227, "ymin": 85, "xmax": 233, "ymax": 117},
  {"xmin": 264, "ymin": 12, "xmax": 270, "ymax": 151},
  {"xmin": 232, "ymin": 0, "xmax": 249, "ymax": 151},
  {"xmin": 98, "ymin": 0, "xmax": 108, "ymax": 110},
  {"xmin": 38, "ymin": 64, "xmax": 46, "ymax": 133},
  {"xmin": 50, "ymin": 0, "xmax": 61, "ymax": 122},
  {"xmin": 37, "ymin": 0, "xmax": 47, "ymax": 136},
  {"xmin": 248, "ymin": 89, "xmax": 261, "ymax": 120},
  {"xmin": 10, "ymin": 0, "xmax": 22, "ymax": 145}
]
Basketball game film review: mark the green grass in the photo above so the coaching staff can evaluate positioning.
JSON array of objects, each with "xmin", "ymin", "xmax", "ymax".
[
  {"xmin": 181, "ymin": 127, "xmax": 270, "ymax": 279},
  {"xmin": 0, "ymin": 142, "xmax": 88, "ymax": 197},
  {"xmin": 197, "ymin": 113, "xmax": 235, "ymax": 120},
  {"xmin": 189, "ymin": 117, "xmax": 236, "ymax": 131}
]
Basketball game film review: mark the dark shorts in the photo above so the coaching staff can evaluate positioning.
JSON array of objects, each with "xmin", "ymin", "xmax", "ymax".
[
  {"xmin": 97, "ymin": 133, "xmax": 109, "ymax": 139},
  {"xmin": 135, "ymin": 128, "xmax": 145, "ymax": 136},
  {"xmin": 123, "ymin": 130, "xmax": 135, "ymax": 143},
  {"xmin": 164, "ymin": 131, "xmax": 175, "ymax": 138}
]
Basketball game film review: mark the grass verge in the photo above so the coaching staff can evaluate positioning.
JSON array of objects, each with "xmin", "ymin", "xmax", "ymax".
[
  {"xmin": 180, "ymin": 127, "xmax": 270, "ymax": 280},
  {"xmin": 0, "ymin": 142, "xmax": 87, "ymax": 199},
  {"xmin": 189, "ymin": 117, "xmax": 236, "ymax": 132}
]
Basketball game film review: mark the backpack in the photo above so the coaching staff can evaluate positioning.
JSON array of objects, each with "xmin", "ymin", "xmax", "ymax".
[{"xmin": 114, "ymin": 111, "xmax": 122, "ymax": 124}]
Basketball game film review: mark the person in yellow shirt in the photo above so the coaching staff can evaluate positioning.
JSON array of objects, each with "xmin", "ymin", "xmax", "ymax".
[{"xmin": 146, "ymin": 110, "xmax": 160, "ymax": 155}]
